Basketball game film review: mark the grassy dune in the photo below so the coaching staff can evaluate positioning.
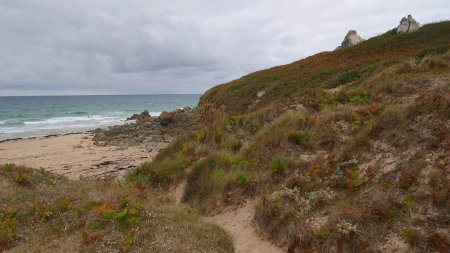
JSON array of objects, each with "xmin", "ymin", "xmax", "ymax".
[
  {"xmin": 0, "ymin": 164, "xmax": 233, "ymax": 252},
  {"xmin": 132, "ymin": 21, "xmax": 450, "ymax": 252}
]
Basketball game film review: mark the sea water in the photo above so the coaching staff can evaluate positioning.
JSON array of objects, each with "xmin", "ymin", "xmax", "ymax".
[{"xmin": 0, "ymin": 94, "xmax": 200, "ymax": 141}]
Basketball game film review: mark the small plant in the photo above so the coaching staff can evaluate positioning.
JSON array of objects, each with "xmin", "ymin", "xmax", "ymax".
[
  {"xmin": 117, "ymin": 208, "xmax": 141, "ymax": 230},
  {"xmin": 15, "ymin": 173, "xmax": 30, "ymax": 186},
  {"xmin": 288, "ymin": 131, "xmax": 311, "ymax": 146},
  {"xmin": 87, "ymin": 221, "xmax": 101, "ymax": 232},
  {"xmin": 42, "ymin": 211, "xmax": 53, "ymax": 221},
  {"xmin": 0, "ymin": 206, "xmax": 18, "ymax": 242},
  {"xmin": 103, "ymin": 210, "xmax": 117, "ymax": 222},
  {"xmin": 212, "ymin": 168, "xmax": 225, "ymax": 181},
  {"xmin": 278, "ymin": 187, "xmax": 300, "ymax": 199},
  {"xmin": 269, "ymin": 159, "xmax": 284, "ymax": 173},
  {"xmin": 74, "ymin": 205, "xmax": 85, "ymax": 216},
  {"xmin": 43, "ymin": 175, "xmax": 54, "ymax": 186},
  {"xmin": 402, "ymin": 198, "xmax": 414, "ymax": 213},
  {"xmin": 348, "ymin": 91, "xmax": 371, "ymax": 105},
  {"xmin": 229, "ymin": 115, "xmax": 243, "ymax": 127},
  {"xmin": 403, "ymin": 227, "xmax": 416, "ymax": 244},
  {"xmin": 273, "ymin": 187, "xmax": 336, "ymax": 215},
  {"xmin": 336, "ymin": 220, "xmax": 358, "ymax": 235},
  {"xmin": 314, "ymin": 227, "xmax": 330, "ymax": 243},
  {"xmin": 346, "ymin": 169, "xmax": 362, "ymax": 190},
  {"xmin": 80, "ymin": 230, "xmax": 100, "ymax": 244},
  {"xmin": 55, "ymin": 198, "xmax": 70, "ymax": 212},
  {"xmin": 235, "ymin": 172, "xmax": 249, "ymax": 185}
]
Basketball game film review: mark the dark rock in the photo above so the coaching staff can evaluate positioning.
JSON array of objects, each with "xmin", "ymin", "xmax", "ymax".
[
  {"xmin": 142, "ymin": 109, "xmax": 150, "ymax": 117},
  {"xmin": 158, "ymin": 111, "xmax": 173, "ymax": 126},
  {"xmin": 127, "ymin": 109, "xmax": 152, "ymax": 121}
]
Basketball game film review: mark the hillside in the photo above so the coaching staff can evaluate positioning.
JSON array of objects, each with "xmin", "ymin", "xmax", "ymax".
[
  {"xmin": 200, "ymin": 21, "xmax": 449, "ymax": 114},
  {"xmin": 133, "ymin": 21, "xmax": 450, "ymax": 252}
]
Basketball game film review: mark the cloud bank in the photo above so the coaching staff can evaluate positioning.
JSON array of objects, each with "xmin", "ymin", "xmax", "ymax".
[{"xmin": 0, "ymin": 0, "xmax": 448, "ymax": 95}]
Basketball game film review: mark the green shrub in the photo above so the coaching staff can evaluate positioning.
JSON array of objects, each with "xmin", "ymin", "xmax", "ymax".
[
  {"xmin": 235, "ymin": 172, "xmax": 249, "ymax": 185},
  {"xmin": 117, "ymin": 208, "xmax": 141, "ymax": 230},
  {"xmin": 15, "ymin": 173, "xmax": 30, "ymax": 186},
  {"xmin": 103, "ymin": 210, "xmax": 117, "ymax": 222},
  {"xmin": 347, "ymin": 169, "xmax": 362, "ymax": 190},
  {"xmin": 288, "ymin": 131, "xmax": 311, "ymax": 146},
  {"xmin": 402, "ymin": 198, "xmax": 414, "ymax": 213},
  {"xmin": 269, "ymin": 159, "xmax": 284, "ymax": 173},
  {"xmin": 131, "ymin": 157, "xmax": 185, "ymax": 187},
  {"xmin": 183, "ymin": 152, "xmax": 233, "ymax": 212},
  {"xmin": 335, "ymin": 70, "xmax": 361, "ymax": 86},
  {"xmin": 403, "ymin": 227, "xmax": 416, "ymax": 244},
  {"xmin": 348, "ymin": 91, "xmax": 371, "ymax": 104},
  {"xmin": 0, "ymin": 207, "xmax": 18, "ymax": 241},
  {"xmin": 415, "ymin": 45, "xmax": 448, "ymax": 60}
]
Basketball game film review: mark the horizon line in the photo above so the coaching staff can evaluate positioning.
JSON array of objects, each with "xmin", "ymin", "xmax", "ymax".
[{"xmin": 0, "ymin": 93, "xmax": 203, "ymax": 97}]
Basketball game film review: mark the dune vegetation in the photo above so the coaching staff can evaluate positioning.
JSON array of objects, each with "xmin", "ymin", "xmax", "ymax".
[
  {"xmin": 131, "ymin": 21, "xmax": 450, "ymax": 252},
  {"xmin": 0, "ymin": 164, "xmax": 233, "ymax": 252}
]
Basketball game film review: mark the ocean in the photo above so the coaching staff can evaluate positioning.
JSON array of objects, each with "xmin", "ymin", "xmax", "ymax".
[{"xmin": 0, "ymin": 94, "xmax": 200, "ymax": 141}]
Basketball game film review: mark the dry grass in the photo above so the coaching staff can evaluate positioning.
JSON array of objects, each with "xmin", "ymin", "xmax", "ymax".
[{"xmin": 0, "ymin": 164, "xmax": 234, "ymax": 253}]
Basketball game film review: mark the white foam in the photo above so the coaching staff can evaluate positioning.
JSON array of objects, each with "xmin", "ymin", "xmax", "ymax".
[{"xmin": 0, "ymin": 111, "xmax": 163, "ymax": 141}]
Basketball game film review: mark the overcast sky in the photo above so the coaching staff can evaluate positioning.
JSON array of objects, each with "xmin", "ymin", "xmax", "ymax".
[{"xmin": 0, "ymin": 0, "xmax": 448, "ymax": 96}]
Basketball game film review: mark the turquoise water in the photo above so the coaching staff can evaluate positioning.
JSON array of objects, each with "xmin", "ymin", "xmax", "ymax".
[{"xmin": 0, "ymin": 94, "xmax": 200, "ymax": 141}]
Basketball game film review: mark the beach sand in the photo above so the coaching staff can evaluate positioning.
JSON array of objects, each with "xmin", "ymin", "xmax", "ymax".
[{"xmin": 0, "ymin": 133, "xmax": 167, "ymax": 180}]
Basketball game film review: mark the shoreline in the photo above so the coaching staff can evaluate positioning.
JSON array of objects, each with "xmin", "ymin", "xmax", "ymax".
[
  {"xmin": 0, "ymin": 131, "xmax": 169, "ymax": 180},
  {"xmin": 0, "ymin": 131, "xmax": 85, "ymax": 143},
  {"xmin": 0, "ymin": 107, "xmax": 195, "ymax": 180}
]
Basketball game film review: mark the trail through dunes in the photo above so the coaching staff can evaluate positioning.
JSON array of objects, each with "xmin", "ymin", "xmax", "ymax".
[
  {"xmin": 205, "ymin": 201, "xmax": 284, "ymax": 253},
  {"xmin": 173, "ymin": 183, "xmax": 284, "ymax": 253}
]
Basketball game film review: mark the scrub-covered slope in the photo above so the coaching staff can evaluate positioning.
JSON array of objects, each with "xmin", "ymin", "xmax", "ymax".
[
  {"xmin": 200, "ymin": 21, "xmax": 449, "ymax": 114},
  {"xmin": 132, "ymin": 21, "xmax": 450, "ymax": 252}
]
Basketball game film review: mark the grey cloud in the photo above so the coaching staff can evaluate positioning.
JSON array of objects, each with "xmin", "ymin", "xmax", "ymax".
[{"xmin": 0, "ymin": 0, "xmax": 449, "ymax": 95}]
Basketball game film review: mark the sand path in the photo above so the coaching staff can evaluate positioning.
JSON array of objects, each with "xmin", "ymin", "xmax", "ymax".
[
  {"xmin": 0, "ymin": 133, "xmax": 167, "ymax": 180},
  {"xmin": 174, "ymin": 182, "xmax": 284, "ymax": 253}
]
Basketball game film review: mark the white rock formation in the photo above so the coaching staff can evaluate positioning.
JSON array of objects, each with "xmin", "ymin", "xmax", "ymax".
[
  {"xmin": 336, "ymin": 30, "xmax": 364, "ymax": 50},
  {"xmin": 397, "ymin": 15, "xmax": 420, "ymax": 34}
]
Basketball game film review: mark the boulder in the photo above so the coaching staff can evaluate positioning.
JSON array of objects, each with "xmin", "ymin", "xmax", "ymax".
[
  {"xmin": 158, "ymin": 111, "xmax": 173, "ymax": 126},
  {"xmin": 127, "ymin": 109, "xmax": 151, "ymax": 121},
  {"xmin": 397, "ymin": 15, "xmax": 420, "ymax": 34},
  {"xmin": 336, "ymin": 30, "xmax": 364, "ymax": 50},
  {"xmin": 142, "ymin": 109, "xmax": 150, "ymax": 117}
]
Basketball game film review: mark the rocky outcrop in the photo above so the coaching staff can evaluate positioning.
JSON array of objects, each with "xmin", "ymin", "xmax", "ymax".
[
  {"xmin": 336, "ymin": 30, "xmax": 364, "ymax": 50},
  {"xmin": 127, "ymin": 109, "xmax": 151, "ymax": 121},
  {"xmin": 397, "ymin": 15, "xmax": 420, "ymax": 34},
  {"xmin": 92, "ymin": 107, "xmax": 197, "ymax": 147}
]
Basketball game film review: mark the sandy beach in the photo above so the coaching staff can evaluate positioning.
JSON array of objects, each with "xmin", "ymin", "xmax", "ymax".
[{"xmin": 0, "ymin": 133, "xmax": 168, "ymax": 180}]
